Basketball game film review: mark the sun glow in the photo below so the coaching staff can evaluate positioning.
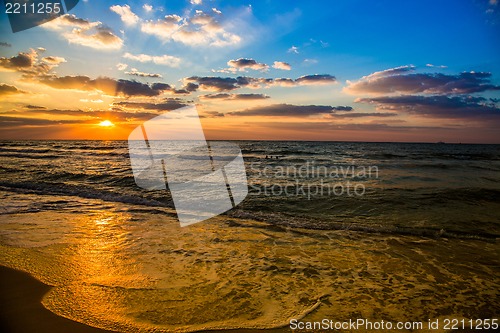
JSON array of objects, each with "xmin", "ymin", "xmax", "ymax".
[{"xmin": 98, "ymin": 120, "xmax": 114, "ymax": 127}]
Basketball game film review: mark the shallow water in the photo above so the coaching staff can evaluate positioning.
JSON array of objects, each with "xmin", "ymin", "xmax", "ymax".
[{"xmin": 0, "ymin": 141, "xmax": 499, "ymax": 331}]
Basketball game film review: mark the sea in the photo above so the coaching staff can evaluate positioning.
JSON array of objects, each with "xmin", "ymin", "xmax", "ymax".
[{"xmin": 0, "ymin": 140, "xmax": 499, "ymax": 332}]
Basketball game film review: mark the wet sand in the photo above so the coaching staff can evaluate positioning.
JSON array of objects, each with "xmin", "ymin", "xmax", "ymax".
[
  {"xmin": 0, "ymin": 266, "xmax": 117, "ymax": 333},
  {"xmin": 0, "ymin": 265, "xmax": 290, "ymax": 333}
]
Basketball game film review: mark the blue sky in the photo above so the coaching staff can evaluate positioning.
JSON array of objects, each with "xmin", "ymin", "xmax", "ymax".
[{"xmin": 0, "ymin": 0, "xmax": 499, "ymax": 142}]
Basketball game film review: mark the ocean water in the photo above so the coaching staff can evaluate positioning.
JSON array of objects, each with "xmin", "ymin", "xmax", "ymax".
[{"xmin": 0, "ymin": 140, "xmax": 499, "ymax": 332}]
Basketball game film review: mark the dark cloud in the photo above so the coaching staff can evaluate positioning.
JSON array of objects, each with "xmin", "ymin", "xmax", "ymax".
[
  {"xmin": 227, "ymin": 58, "xmax": 268, "ymax": 71},
  {"xmin": 0, "ymin": 42, "xmax": 12, "ymax": 47},
  {"xmin": 273, "ymin": 78, "xmax": 295, "ymax": 86},
  {"xmin": 228, "ymin": 104, "xmax": 353, "ymax": 117},
  {"xmin": 329, "ymin": 112, "xmax": 397, "ymax": 118},
  {"xmin": 0, "ymin": 49, "xmax": 65, "ymax": 77},
  {"xmin": 186, "ymin": 76, "xmax": 240, "ymax": 91},
  {"xmin": 200, "ymin": 93, "xmax": 270, "ymax": 100},
  {"xmin": 41, "ymin": 56, "xmax": 66, "ymax": 64},
  {"xmin": 346, "ymin": 68, "xmax": 500, "ymax": 95},
  {"xmin": 24, "ymin": 105, "xmax": 46, "ymax": 109},
  {"xmin": 0, "ymin": 52, "xmax": 34, "ymax": 70},
  {"xmin": 0, "ymin": 116, "xmax": 84, "ymax": 127},
  {"xmin": 0, "ymin": 83, "xmax": 27, "ymax": 96},
  {"xmin": 9, "ymin": 108, "xmax": 165, "ymax": 123},
  {"xmin": 295, "ymin": 74, "xmax": 337, "ymax": 85},
  {"xmin": 357, "ymin": 95, "xmax": 500, "ymax": 120},
  {"xmin": 183, "ymin": 82, "xmax": 199, "ymax": 92},
  {"xmin": 112, "ymin": 99, "xmax": 187, "ymax": 111},
  {"xmin": 125, "ymin": 69, "xmax": 162, "ymax": 78},
  {"xmin": 201, "ymin": 111, "xmax": 225, "ymax": 118},
  {"xmin": 38, "ymin": 75, "xmax": 172, "ymax": 97},
  {"xmin": 186, "ymin": 74, "xmax": 338, "ymax": 91}
]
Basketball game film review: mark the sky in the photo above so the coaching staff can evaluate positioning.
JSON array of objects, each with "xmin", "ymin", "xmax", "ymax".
[{"xmin": 0, "ymin": 0, "xmax": 499, "ymax": 142}]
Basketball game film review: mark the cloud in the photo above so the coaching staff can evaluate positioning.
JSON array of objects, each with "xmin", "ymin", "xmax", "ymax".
[
  {"xmin": 112, "ymin": 99, "xmax": 187, "ymax": 111},
  {"xmin": 191, "ymin": 0, "xmax": 203, "ymax": 5},
  {"xmin": 43, "ymin": 14, "xmax": 123, "ymax": 50},
  {"xmin": 356, "ymin": 95, "xmax": 500, "ymax": 120},
  {"xmin": 141, "ymin": 11, "xmax": 241, "ymax": 47},
  {"xmin": 123, "ymin": 52, "xmax": 181, "ymax": 67},
  {"xmin": 38, "ymin": 75, "xmax": 172, "ymax": 97},
  {"xmin": 365, "ymin": 65, "xmax": 416, "ymax": 79},
  {"xmin": 116, "ymin": 63, "xmax": 128, "ymax": 71},
  {"xmin": 64, "ymin": 26, "xmax": 123, "ymax": 50},
  {"xmin": 272, "ymin": 78, "xmax": 296, "ymax": 87},
  {"xmin": 287, "ymin": 46, "xmax": 299, "ymax": 54},
  {"xmin": 329, "ymin": 112, "xmax": 397, "ymax": 118},
  {"xmin": 43, "ymin": 14, "xmax": 97, "ymax": 29},
  {"xmin": 227, "ymin": 58, "xmax": 269, "ymax": 72},
  {"xmin": 0, "ymin": 116, "xmax": 84, "ymax": 127},
  {"xmin": 0, "ymin": 49, "xmax": 59, "ymax": 77},
  {"xmin": 143, "ymin": 4, "xmax": 153, "ymax": 12},
  {"xmin": 0, "ymin": 50, "xmax": 36, "ymax": 71},
  {"xmin": 303, "ymin": 59, "xmax": 318, "ymax": 65},
  {"xmin": 228, "ymin": 104, "xmax": 353, "ymax": 117},
  {"xmin": 0, "ymin": 83, "xmax": 27, "ymax": 97},
  {"xmin": 0, "ymin": 108, "xmax": 174, "ymax": 127},
  {"xmin": 426, "ymin": 64, "xmax": 447, "ymax": 69},
  {"xmin": 185, "ymin": 76, "xmax": 240, "ymax": 91},
  {"xmin": 24, "ymin": 105, "xmax": 46, "ymax": 109},
  {"xmin": 185, "ymin": 74, "xmax": 338, "ymax": 91},
  {"xmin": 201, "ymin": 111, "xmax": 225, "ymax": 118},
  {"xmin": 295, "ymin": 74, "xmax": 337, "ymax": 85},
  {"xmin": 199, "ymin": 93, "xmax": 270, "ymax": 100},
  {"xmin": 79, "ymin": 99, "xmax": 103, "ymax": 103},
  {"xmin": 272, "ymin": 61, "xmax": 291, "ymax": 71},
  {"xmin": 110, "ymin": 5, "xmax": 140, "ymax": 25},
  {"xmin": 41, "ymin": 56, "xmax": 66, "ymax": 64},
  {"xmin": 125, "ymin": 68, "xmax": 162, "ymax": 78},
  {"xmin": 0, "ymin": 42, "xmax": 12, "ymax": 47},
  {"xmin": 345, "ymin": 66, "xmax": 500, "ymax": 95}
]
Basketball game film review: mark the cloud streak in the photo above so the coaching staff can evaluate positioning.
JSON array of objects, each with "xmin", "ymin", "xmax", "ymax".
[
  {"xmin": 345, "ymin": 66, "xmax": 500, "ymax": 95},
  {"xmin": 357, "ymin": 95, "xmax": 500, "ymax": 120},
  {"xmin": 228, "ymin": 104, "xmax": 352, "ymax": 117},
  {"xmin": 185, "ymin": 74, "xmax": 337, "ymax": 91},
  {"xmin": 38, "ymin": 75, "xmax": 172, "ymax": 97},
  {"xmin": 199, "ymin": 93, "xmax": 270, "ymax": 100}
]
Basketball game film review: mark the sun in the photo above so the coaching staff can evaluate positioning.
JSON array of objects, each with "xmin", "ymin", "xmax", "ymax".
[{"xmin": 98, "ymin": 120, "xmax": 114, "ymax": 127}]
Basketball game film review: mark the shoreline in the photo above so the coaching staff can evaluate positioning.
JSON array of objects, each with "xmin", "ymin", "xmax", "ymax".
[
  {"xmin": 0, "ymin": 265, "xmax": 290, "ymax": 333},
  {"xmin": 0, "ymin": 265, "xmax": 118, "ymax": 333}
]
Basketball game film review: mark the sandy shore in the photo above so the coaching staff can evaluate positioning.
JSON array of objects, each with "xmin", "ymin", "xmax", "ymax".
[
  {"xmin": 0, "ymin": 265, "xmax": 290, "ymax": 333},
  {"xmin": 0, "ymin": 266, "xmax": 117, "ymax": 333}
]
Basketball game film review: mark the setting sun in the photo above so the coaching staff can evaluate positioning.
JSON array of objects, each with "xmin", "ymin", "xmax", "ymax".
[{"xmin": 98, "ymin": 120, "xmax": 114, "ymax": 127}]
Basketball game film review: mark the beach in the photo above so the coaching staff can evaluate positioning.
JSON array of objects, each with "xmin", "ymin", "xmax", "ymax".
[
  {"xmin": 0, "ymin": 141, "xmax": 499, "ymax": 332},
  {"xmin": 0, "ymin": 265, "xmax": 116, "ymax": 333}
]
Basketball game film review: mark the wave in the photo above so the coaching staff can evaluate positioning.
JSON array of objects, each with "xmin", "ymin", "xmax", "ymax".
[
  {"xmin": 227, "ymin": 209, "xmax": 499, "ymax": 240},
  {"xmin": 0, "ymin": 181, "xmax": 172, "ymax": 209}
]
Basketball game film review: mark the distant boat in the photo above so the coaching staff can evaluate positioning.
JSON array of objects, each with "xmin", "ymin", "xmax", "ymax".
[{"xmin": 436, "ymin": 141, "xmax": 446, "ymax": 144}]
